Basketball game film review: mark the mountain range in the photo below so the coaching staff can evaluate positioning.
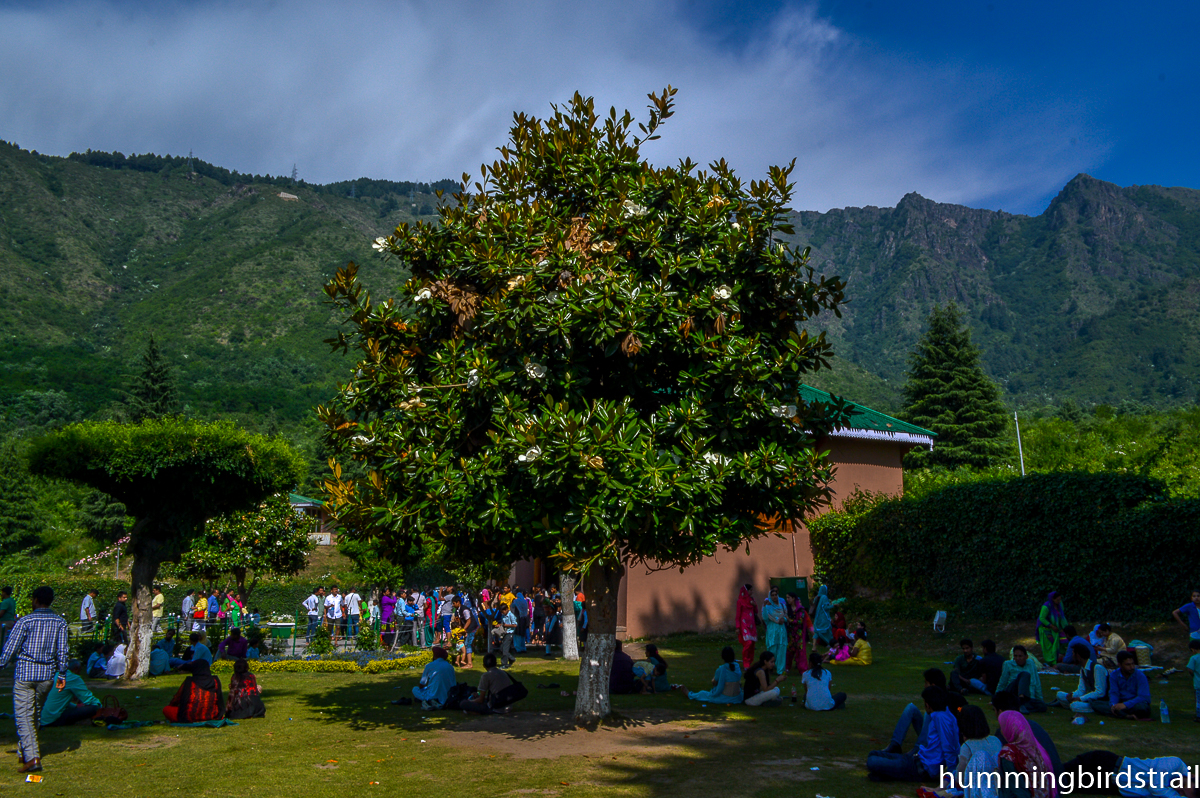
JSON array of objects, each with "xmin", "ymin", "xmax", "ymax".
[{"xmin": 2, "ymin": 140, "xmax": 1198, "ymax": 427}]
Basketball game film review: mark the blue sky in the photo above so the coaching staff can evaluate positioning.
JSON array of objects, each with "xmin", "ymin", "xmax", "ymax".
[{"xmin": 0, "ymin": 0, "xmax": 1194, "ymax": 215}]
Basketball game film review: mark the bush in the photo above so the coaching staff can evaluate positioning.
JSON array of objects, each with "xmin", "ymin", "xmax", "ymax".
[
  {"xmin": 809, "ymin": 472, "xmax": 1198, "ymax": 621},
  {"xmin": 307, "ymin": 626, "xmax": 333, "ymax": 655},
  {"xmin": 210, "ymin": 650, "xmax": 432, "ymax": 674}
]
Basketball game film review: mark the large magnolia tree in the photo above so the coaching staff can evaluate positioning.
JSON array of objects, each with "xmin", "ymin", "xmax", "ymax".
[
  {"xmin": 28, "ymin": 419, "xmax": 305, "ymax": 678},
  {"xmin": 319, "ymin": 88, "xmax": 850, "ymax": 726}
]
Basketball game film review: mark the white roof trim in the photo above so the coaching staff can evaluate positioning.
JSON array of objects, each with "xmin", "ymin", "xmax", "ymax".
[{"xmin": 826, "ymin": 427, "xmax": 934, "ymax": 450}]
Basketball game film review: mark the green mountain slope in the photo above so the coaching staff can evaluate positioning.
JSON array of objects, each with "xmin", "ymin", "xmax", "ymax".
[
  {"xmin": 0, "ymin": 142, "xmax": 445, "ymax": 420},
  {"xmin": 790, "ymin": 174, "xmax": 1200, "ymax": 408}
]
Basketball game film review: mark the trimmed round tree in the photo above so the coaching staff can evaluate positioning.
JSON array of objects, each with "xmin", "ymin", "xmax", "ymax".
[
  {"xmin": 179, "ymin": 493, "xmax": 314, "ymax": 601},
  {"xmin": 28, "ymin": 418, "xmax": 305, "ymax": 679},
  {"xmin": 901, "ymin": 303, "xmax": 1013, "ymax": 469},
  {"xmin": 319, "ymin": 88, "xmax": 850, "ymax": 726}
]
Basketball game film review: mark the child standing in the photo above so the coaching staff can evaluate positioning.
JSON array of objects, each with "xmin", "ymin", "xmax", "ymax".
[{"xmin": 1186, "ymin": 638, "xmax": 1200, "ymax": 723}]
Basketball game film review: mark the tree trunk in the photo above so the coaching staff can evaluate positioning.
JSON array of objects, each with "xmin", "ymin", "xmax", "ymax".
[
  {"xmin": 572, "ymin": 562, "xmax": 623, "ymax": 729},
  {"xmin": 125, "ymin": 526, "xmax": 164, "ymax": 680},
  {"xmin": 559, "ymin": 571, "xmax": 579, "ymax": 661}
]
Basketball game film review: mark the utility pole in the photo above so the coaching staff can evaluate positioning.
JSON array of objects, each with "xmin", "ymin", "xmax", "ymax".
[{"xmin": 1014, "ymin": 411, "xmax": 1026, "ymax": 476}]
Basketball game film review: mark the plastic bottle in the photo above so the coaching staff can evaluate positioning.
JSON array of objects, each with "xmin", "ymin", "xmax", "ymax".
[
  {"xmin": 790, "ymin": 686, "xmax": 798, "ymax": 703},
  {"xmin": 1160, "ymin": 699, "xmax": 1170, "ymax": 723}
]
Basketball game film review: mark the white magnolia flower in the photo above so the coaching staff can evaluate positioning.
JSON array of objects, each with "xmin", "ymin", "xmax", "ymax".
[
  {"xmin": 525, "ymin": 361, "xmax": 547, "ymax": 379},
  {"xmin": 467, "ymin": 369, "xmax": 480, "ymax": 389},
  {"xmin": 702, "ymin": 452, "xmax": 730, "ymax": 466},
  {"xmin": 517, "ymin": 446, "xmax": 542, "ymax": 463},
  {"xmin": 350, "ymin": 435, "xmax": 374, "ymax": 447},
  {"xmin": 536, "ymin": 259, "xmax": 549, "ymax": 269},
  {"xmin": 372, "ymin": 237, "xmax": 388, "ymax": 251},
  {"xmin": 622, "ymin": 199, "xmax": 650, "ymax": 218},
  {"xmin": 415, "ymin": 287, "xmax": 432, "ymax": 302},
  {"xmin": 731, "ymin": 222, "xmax": 741, "ymax": 231},
  {"xmin": 770, "ymin": 405, "xmax": 798, "ymax": 418},
  {"xmin": 713, "ymin": 285, "xmax": 732, "ymax": 301}
]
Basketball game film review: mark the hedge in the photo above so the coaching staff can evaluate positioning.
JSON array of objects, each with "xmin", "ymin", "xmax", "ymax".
[
  {"xmin": 210, "ymin": 651, "xmax": 433, "ymax": 674},
  {"xmin": 809, "ymin": 472, "xmax": 1200, "ymax": 621}
]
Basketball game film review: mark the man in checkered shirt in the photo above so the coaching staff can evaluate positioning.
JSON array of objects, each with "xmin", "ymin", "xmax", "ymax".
[{"xmin": 0, "ymin": 586, "xmax": 69, "ymax": 774}]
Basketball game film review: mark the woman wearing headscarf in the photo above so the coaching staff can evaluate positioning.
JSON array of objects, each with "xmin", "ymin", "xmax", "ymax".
[
  {"xmin": 1035, "ymin": 592, "xmax": 1068, "ymax": 665},
  {"xmin": 785, "ymin": 593, "xmax": 811, "ymax": 674},
  {"xmin": 685, "ymin": 646, "xmax": 743, "ymax": 704},
  {"xmin": 735, "ymin": 584, "xmax": 758, "ymax": 672},
  {"xmin": 997, "ymin": 710, "xmax": 1057, "ymax": 798},
  {"xmin": 761, "ymin": 586, "xmax": 789, "ymax": 675},
  {"xmin": 226, "ymin": 658, "xmax": 266, "ymax": 719},
  {"xmin": 810, "ymin": 585, "xmax": 833, "ymax": 647},
  {"xmin": 163, "ymin": 660, "xmax": 224, "ymax": 723}
]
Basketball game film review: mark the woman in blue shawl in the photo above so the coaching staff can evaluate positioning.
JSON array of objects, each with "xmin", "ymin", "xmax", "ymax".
[
  {"xmin": 762, "ymin": 585, "xmax": 789, "ymax": 674},
  {"xmin": 1036, "ymin": 591, "xmax": 1068, "ymax": 664},
  {"xmin": 811, "ymin": 585, "xmax": 833, "ymax": 647},
  {"xmin": 686, "ymin": 646, "xmax": 743, "ymax": 704}
]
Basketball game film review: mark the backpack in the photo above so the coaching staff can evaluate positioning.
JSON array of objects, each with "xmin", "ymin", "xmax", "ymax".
[{"xmin": 443, "ymin": 682, "xmax": 474, "ymax": 711}]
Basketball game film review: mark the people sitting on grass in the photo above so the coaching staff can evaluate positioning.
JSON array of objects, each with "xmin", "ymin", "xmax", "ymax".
[
  {"xmin": 1061, "ymin": 751, "xmax": 1198, "ymax": 798},
  {"xmin": 149, "ymin": 641, "xmax": 170, "ymax": 676},
  {"xmin": 996, "ymin": 645, "xmax": 1046, "ymax": 713},
  {"xmin": 952, "ymin": 705, "xmax": 1000, "ymax": 791},
  {"xmin": 412, "ymin": 646, "xmax": 457, "ymax": 710},
  {"xmin": 803, "ymin": 652, "xmax": 846, "ymax": 710},
  {"xmin": 163, "ymin": 659, "xmax": 223, "ymax": 723},
  {"xmin": 226, "ymin": 658, "xmax": 265, "ymax": 720},
  {"xmin": 217, "ymin": 627, "xmax": 248, "ymax": 660},
  {"xmin": 40, "ymin": 660, "xmax": 102, "ymax": 727},
  {"xmin": 85, "ymin": 643, "xmax": 107, "ymax": 678},
  {"xmin": 884, "ymin": 669, "xmax": 967, "ymax": 756},
  {"xmin": 866, "ymin": 686, "xmax": 959, "ymax": 782},
  {"xmin": 1051, "ymin": 642, "xmax": 1107, "ymax": 716},
  {"xmin": 1054, "ymin": 626, "xmax": 1094, "ymax": 674},
  {"xmin": 637, "ymin": 644, "xmax": 670, "ymax": 693},
  {"xmin": 951, "ymin": 639, "xmax": 989, "ymax": 695},
  {"xmin": 461, "ymin": 653, "xmax": 528, "ymax": 715},
  {"xmin": 1091, "ymin": 650, "xmax": 1150, "ymax": 719},
  {"xmin": 743, "ymin": 651, "xmax": 786, "ymax": 707},
  {"xmin": 190, "ymin": 631, "xmax": 213, "ymax": 666},
  {"xmin": 104, "ymin": 643, "xmax": 126, "ymax": 679},
  {"xmin": 979, "ymin": 639, "xmax": 1006, "ymax": 696},
  {"xmin": 610, "ymin": 640, "xmax": 644, "ymax": 695},
  {"xmin": 827, "ymin": 626, "xmax": 871, "ymax": 665},
  {"xmin": 996, "ymin": 710, "xmax": 1057, "ymax": 798},
  {"xmin": 1093, "ymin": 623, "xmax": 1126, "ymax": 668},
  {"xmin": 989, "ymin": 691, "xmax": 1062, "ymax": 776},
  {"xmin": 685, "ymin": 646, "xmax": 743, "ymax": 704}
]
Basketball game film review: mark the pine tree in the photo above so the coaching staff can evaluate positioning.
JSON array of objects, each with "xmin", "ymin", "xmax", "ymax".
[
  {"xmin": 0, "ymin": 443, "xmax": 41, "ymax": 556},
  {"xmin": 901, "ymin": 303, "xmax": 1013, "ymax": 469},
  {"xmin": 125, "ymin": 337, "xmax": 179, "ymax": 422}
]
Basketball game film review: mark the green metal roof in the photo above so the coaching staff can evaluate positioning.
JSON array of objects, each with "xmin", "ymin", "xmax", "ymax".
[
  {"xmin": 799, "ymin": 384, "xmax": 936, "ymax": 447},
  {"xmin": 289, "ymin": 493, "xmax": 324, "ymax": 506}
]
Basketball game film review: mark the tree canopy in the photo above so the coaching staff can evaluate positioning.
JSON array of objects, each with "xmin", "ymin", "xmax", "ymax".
[
  {"xmin": 28, "ymin": 418, "xmax": 306, "ymax": 677},
  {"xmin": 318, "ymin": 88, "xmax": 850, "ymax": 723},
  {"xmin": 901, "ymin": 303, "xmax": 1013, "ymax": 469}
]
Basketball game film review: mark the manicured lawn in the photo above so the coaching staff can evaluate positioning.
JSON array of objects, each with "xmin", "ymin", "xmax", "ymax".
[{"xmin": 3, "ymin": 620, "xmax": 1195, "ymax": 797}]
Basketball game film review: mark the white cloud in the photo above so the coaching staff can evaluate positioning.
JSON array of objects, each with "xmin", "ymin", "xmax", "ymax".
[{"xmin": 0, "ymin": 0, "xmax": 1105, "ymax": 213}]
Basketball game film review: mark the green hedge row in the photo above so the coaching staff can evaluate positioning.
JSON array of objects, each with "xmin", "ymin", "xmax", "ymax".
[{"xmin": 809, "ymin": 472, "xmax": 1200, "ymax": 621}]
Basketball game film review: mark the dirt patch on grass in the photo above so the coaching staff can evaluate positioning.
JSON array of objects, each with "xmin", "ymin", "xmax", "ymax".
[
  {"xmin": 442, "ymin": 708, "xmax": 737, "ymax": 759},
  {"xmin": 112, "ymin": 735, "xmax": 180, "ymax": 751}
]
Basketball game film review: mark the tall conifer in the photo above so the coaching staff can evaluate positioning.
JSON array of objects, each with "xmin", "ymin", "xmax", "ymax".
[
  {"xmin": 125, "ymin": 336, "xmax": 180, "ymax": 421},
  {"xmin": 901, "ymin": 303, "xmax": 1012, "ymax": 468}
]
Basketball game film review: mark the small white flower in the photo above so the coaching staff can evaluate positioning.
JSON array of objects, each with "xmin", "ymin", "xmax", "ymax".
[
  {"xmin": 770, "ymin": 405, "xmax": 798, "ymax": 418},
  {"xmin": 517, "ymin": 446, "xmax": 542, "ymax": 463},
  {"xmin": 731, "ymin": 222, "xmax": 741, "ymax": 231},
  {"xmin": 414, "ymin": 288, "xmax": 432, "ymax": 302},
  {"xmin": 351, "ymin": 435, "xmax": 374, "ymax": 447},
  {"xmin": 536, "ymin": 259, "xmax": 549, "ymax": 269},
  {"xmin": 525, "ymin": 361, "xmax": 547, "ymax": 379},
  {"xmin": 622, "ymin": 199, "xmax": 649, "ymax": 218},
  {"xmin": 702, "ymin": 452, "xmax": 729, "ymax": 466},
  {"xmin": 713, "ymin": 285, "xmax": 732, "ymax": 301},
  {"xmin": 372, "ymin": 237, "xmax": 388, "ymax": 251},
  {"xmin": 467, "ymin": 369, "xmax": 480, "ymax": 389}
]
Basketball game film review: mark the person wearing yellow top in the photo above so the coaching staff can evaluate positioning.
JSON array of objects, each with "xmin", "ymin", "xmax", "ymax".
[
  {"xmin": 151, "ymin": 586, "xmax": 165, "ymax": 633},
  {"xmin": 192, "ymin": 595, "xmax": 208, "ymax": 632},
  {"xmin": 830, "ymin": 625, "xmax": 873, "ymax": 665}
]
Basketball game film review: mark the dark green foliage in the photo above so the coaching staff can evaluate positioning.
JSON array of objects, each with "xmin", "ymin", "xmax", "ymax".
[
  {"xmin": 809, "ymin": 472, "xmax": 1198, "ymax": 620},
  {"xmin": 902, "ymin": 304, "xmax": 1013, "ymax": 468},
  {"xmin": 0, "ymin": 443, "xmax": 41, "ymax": 556},
  {"xmin": 123, "ymin": 337, "xmax": 180, "ymax": 422},
  {"xmin": 75, "ymin": 490, "xmax": 129, "ymax": 543}
]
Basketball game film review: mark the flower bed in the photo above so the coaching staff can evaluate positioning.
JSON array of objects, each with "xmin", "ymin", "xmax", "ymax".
[{"xmin": 212, "ymin": 650, "xmax": 433, "ymax": 674}]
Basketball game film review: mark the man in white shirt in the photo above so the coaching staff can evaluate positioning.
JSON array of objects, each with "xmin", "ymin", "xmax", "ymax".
[
  {"xmin": 302, "ymin": 587, "xmax": 324, "ymax": 642},
  {"xmin": 80, "ymin": 589, "xmax": 98, "ymax": 633},
  {"xmin": 325, "ymin": 587, "xmax": 344, "ymax": 642},
  {"xmin": 344, "ymin": 589, "xmax": 362, "ymax": 638}
]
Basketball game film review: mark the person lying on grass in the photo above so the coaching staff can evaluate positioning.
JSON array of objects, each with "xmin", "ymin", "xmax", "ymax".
[{"xmin": 1061, "ymin": 750, "xmax": 1198, "ymax": 798}]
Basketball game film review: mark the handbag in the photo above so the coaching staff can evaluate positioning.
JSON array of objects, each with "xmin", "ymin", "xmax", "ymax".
[
  {"xmin": 93, "ymin": 696, "xmax": 128, "ymax": 724},
  {"xmin": 193, "ymin": 609, "xmax": 205, "ymax": 619}
]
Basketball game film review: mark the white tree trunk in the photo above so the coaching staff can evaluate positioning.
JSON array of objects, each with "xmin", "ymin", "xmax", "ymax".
[
  {"xmin": 559, "ymin": 571, "xmax": 579, "ymax": 661},
  {"xmin": 124, "ymin": 532, "xmax": 161, "ymax": 680},
  {"xmin": 572, "ymin": 563, "xmax": 623, "ymax": 728}
]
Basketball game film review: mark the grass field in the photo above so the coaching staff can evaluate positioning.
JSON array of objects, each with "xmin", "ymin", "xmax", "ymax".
[{"xmin": 3, "ymin": 620, "xmax": 1196, "ymax": 797}]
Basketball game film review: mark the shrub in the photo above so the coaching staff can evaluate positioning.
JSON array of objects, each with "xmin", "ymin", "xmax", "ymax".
[
  {"xmin": 809, "ymin": 472, "xmax": 1198, "ymax": 621},
  {"xmin": 307, "ymin": 626, "xmax": 334, "ymax": 655}
]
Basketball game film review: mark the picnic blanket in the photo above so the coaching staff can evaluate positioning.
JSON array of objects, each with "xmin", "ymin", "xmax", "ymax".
[{"xmin": 170, "ymin": 719, "xmax": 239, "ymax": 728}]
